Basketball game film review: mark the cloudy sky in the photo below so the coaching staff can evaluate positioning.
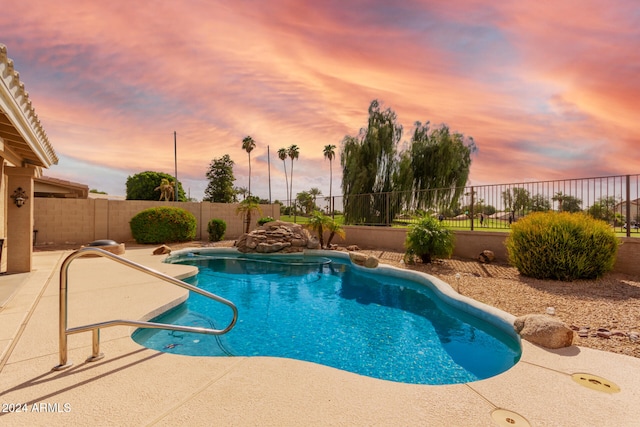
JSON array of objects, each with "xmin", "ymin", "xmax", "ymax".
[{"xmin": 2, "ymin": 1, "xmax": 638, "ymax": 200}]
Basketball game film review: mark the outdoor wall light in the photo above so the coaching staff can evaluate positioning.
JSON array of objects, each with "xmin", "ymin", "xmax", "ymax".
[{"xmin": 11, "ymin": 187, "xmax": 28, "ymax": 208}]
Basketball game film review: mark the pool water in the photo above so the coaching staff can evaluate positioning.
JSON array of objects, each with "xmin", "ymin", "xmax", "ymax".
[{"xmin": 133, "ymin": 253, "xmax": 521, "ymax": 385}]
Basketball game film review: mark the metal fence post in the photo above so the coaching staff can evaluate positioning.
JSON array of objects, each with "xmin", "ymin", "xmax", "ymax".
[{"xmin": 626, "ymin": 175, "xmax": 631, "ymax": 238}]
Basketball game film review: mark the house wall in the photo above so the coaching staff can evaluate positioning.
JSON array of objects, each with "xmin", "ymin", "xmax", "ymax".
[{"xmin": 33, "ymin": 198, "xmax": 279, "ymax": 245}]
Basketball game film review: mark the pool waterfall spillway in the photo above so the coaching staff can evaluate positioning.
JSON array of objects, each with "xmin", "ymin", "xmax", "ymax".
[
  {"xmin": 52, "ymin": 247, "xmax": 238, "ymax": 371},
  {"xmin": 147, "ymin": 248, "xmax": 521, "ymax": 385}
]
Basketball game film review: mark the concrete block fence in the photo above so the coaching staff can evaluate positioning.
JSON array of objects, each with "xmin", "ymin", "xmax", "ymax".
[{"xmin": 33, "ymin": 198, "xmax": 639, "ymax": 276}]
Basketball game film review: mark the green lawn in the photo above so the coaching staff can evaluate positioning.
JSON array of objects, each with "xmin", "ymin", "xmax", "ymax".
[
  {"xmin": 278, "ymin": 215, "xmax": 639, "ymax": 238},
  {"xmin": 280, "ymin": 215, "xmax": 345, "ymax": 225}
]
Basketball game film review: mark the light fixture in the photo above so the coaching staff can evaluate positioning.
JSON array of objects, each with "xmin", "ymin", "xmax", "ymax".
[{"xmin": 11, "ymin": 187, "xmax": 28, "ymax": 208}]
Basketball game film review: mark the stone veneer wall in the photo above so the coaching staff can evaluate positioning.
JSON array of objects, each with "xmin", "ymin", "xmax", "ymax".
[{"xmin": 33, "ymin": 198, "xmax": 279, "ymax": 246}]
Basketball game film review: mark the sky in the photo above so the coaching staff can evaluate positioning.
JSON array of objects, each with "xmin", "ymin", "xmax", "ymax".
[{"xmin": 2, "ymin": 0, "xmax": 639, "ymax": 201}]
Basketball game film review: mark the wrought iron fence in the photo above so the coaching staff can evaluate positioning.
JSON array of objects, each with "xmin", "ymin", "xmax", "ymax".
[{"xmin": 280, "ymin": 174, "xmax": 640, "ymax": 236}]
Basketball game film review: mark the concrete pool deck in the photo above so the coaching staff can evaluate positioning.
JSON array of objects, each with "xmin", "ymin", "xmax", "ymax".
[{"xmin": 0, "ymin": 248, "xmax": 639, "ymax": 426}]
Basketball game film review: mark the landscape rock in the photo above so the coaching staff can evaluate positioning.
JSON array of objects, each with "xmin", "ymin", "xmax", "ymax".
[
  {"xmin": 478, "ymin": 250, "xmax": 495, "ymax": 263},
  {"xmin": 346, "ymin": 245, "xmax": 360, "ymax": 251},
  {"xmin": 152, "ymin": 245, "xmax": 171, "ymax": 255},
  {"xmin": 236, "ymin": 221, "xmax": 314, "ymax": 254},
  {"xmin": 364, "ymin": 256, "xmax": 379, "ymax": 268},
  {"xmin": 349, "ymin": 252, "xmax": 368, "ymax": 265},
  {"xmin": 349, "ymin": 252, "xmax": 379, "ymax": 268},
  {"xmin": 514, "ymin": 314, "xmax": 574, "ymax": 349}
]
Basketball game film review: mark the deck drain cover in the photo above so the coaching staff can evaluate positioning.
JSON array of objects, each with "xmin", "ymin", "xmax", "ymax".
[
  {"xmin": 491, "ymin": 408, "xmax": 531, "ymax": 427},
  {"xmin": 571, "ymin": 373, "xmax": 620, "ymax": 393}
]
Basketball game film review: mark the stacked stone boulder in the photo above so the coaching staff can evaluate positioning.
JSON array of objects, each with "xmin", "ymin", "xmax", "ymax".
[{"xmin": 235, "ymin": 221, "xmax": 320, "ymax": 253}]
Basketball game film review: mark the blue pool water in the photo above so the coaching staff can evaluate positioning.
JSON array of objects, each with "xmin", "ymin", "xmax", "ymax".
[{"xmin": 133, "ymin": 252, "xmax": 521, "ymax": 385}]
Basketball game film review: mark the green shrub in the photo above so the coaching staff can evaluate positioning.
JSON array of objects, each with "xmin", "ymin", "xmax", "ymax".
[
  {"xmin": 404, "ymin": 215, "xmax": 455, "ymax": 263},
  {"xmin": 207, "ymin": 218, "xmax": 227, "ymax": 242},
  {"xmin": 130, "ymin": 206, "xmax": 196, "ymax": 244},
  {"xmin": 505, "ymin": 212, "xmax": 619, "ymax": 281},
  {"xmin": 257, "ymin": 216, "xmax": 275, "ymax": 226}
]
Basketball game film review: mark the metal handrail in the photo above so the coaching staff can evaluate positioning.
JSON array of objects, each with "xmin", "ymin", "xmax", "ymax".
[{"xmin": 53, "ymin": 247, "xmax": 238, "ymax": 371}]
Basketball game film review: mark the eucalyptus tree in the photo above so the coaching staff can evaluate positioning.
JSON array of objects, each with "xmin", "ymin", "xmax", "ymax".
[
  {"xmin": 341, "ymin": 100, "xmax": 403, "ymax": 223},
  {"xmin": 402, "ymin": 121, "xmax": 476, "ymax": 213},
  {"xmin": 323, "ymin": 144, "xmax": 336, "ymax": 210},
  {"xmin": 287, "ymin": 144, "xmax": 300, "ymax": 210},
  {"xmin": 242, "ymin": 136, "xmax": 256, "ymax": 198},
  {"xmin": 278, "ymin": 147, "xmax": 289, "ymax": 205},
  {"xmin": 340, "ymin": 100, "xmax": 476, "ymax": 225}
]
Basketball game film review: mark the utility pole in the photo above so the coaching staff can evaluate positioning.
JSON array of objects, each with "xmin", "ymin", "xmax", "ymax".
[
  {"xmin": 174, "ymin": 131, "xmax": 178, "ymax": 201},
  {"xmin": 267, "ymin": 145, "xmax": 272, "ymax": 203}
]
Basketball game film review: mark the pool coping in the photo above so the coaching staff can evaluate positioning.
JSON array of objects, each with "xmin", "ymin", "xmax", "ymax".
[{"xmin": 0, "ymin": 247, "xmax": 639, "ymax": 426}]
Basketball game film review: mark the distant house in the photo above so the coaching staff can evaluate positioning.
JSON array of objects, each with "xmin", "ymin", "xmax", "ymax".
[
  {"xmin": 34, "ymin": 176, "xmax": 88, "ymax": 199},
  {"xmin": 1, "ymin": 45, "xmax": 59, "ymax": 272},
  {"xmin": 614, "ymin": 198, "xmax": 640, "ymax": 222}
]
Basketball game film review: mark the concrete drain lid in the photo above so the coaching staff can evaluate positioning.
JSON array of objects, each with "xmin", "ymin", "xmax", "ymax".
[
  {"xmin": 571, "ymin": 373, "xmax": 620, "ymax": 393},
  {"xmin": 491, "ymin": 408, "xmax": 530, "ymax": 427}
]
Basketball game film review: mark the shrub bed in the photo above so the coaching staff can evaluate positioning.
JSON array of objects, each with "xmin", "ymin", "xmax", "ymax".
[
  {"xmin": 207, "ymin": 218, "xmax": 227, "ymax": 241},
  {"xmin": 130, "ymin": 206, "xmax": 196, "ymax": 244},
  {"xmin": 505, "ymin": 212, "xmax": 619, "ymax": 281}
]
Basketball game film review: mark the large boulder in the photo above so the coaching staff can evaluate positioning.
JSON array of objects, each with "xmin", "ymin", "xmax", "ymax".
[
  {"xmin": 236, "ymin": 221, "xmax": 313, "ymax": 254},
  {"xmin": 349, "ymin": 251, "xmax": 379, "ymax": 268},
  {"xmin": 514, "ymin": 314, "xmax": 574, "ymax": 349}
]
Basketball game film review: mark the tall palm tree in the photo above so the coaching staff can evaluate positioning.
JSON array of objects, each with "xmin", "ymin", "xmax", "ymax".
[
  {"xmin": 277, "ymin": 148, "xmax": 289, "ymax": 206},
  {"xmin": 287, "ymin": 144, "xmax": 299, "ymax": 210},
  {"xmin": 242, "ymin": 136, "xmax": 256, "ymax": 198},
  {"xmin": 323, "ymin": 144, "xmax": 336, "ymax": 213}
]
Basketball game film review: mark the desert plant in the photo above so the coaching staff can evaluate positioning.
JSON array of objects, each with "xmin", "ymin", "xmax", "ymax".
[
  {"xmin": 257, "ymin": 216, "xmax": 275, "ymax": 226},
  {"xmin": 306, "ymin": 211, "xmax": 333, "ymax": 247},
  {"xmin": 207, "ymin": 218, "xmax": 227, "ymax": 242},
  {"xmin": 130, "ymin": 206, "xmax": 196, "ymax": 244},
  {"xmin": 236, "ymin": 199, "xmax": 262, "ymax": 234},
  {"xmin": 505, "ymin": 212, "xmax": 619, "ymax": 281},
  {"xmin": 404, "ymin": 215, "xmax": 454, "ymax": 263},
  {"xmin": 325, "ymin": 219, "xmax": 345, "ymax": 246}
]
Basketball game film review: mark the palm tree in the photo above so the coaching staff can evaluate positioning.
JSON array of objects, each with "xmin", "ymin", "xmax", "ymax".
[
  {"xmin": 552, "ymin": 192, "xmax": 565, "ymax": 212},
  {"xmin": 242, "ymin": 136, "xmax": 256, "ymax": 198},
  {"xmin": 234, "ymin": 186, "xmax": 248, "ymax": 201},
  {"xmin": 309, "ymin": 187, "xmax": 322, "ymax": 210},
  {"xmin": 323, "ymin": 144, "xmax": 336, "ymax": 213},
  {"xmin": 236, "ymin": 199, "xmax": 262, "ymax": 234},
  {"xmin": 154, "ymin": 178, "xmax": 175, "ymax": 201},
  {"xmin": 325, "ymin": 219, "xmax": 345, "ymax": 247},
  {"xmin": 287, "ymin": 144, "xmax": 299, "ymax": 211},
  {"xmin": 306, "ymin": 211, "xmax": 332, "ymax": 248},
  {"xmin": 277, "ymin": 148, "xmax": 289, "ymax": 206}
]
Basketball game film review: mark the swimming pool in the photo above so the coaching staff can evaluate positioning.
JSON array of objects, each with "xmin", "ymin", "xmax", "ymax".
[{"xmin": 133, "ymin": 249, "xmax": 521, "ymax": 385}]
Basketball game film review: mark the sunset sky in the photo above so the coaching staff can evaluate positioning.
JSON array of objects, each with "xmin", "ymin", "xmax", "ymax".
[{"xmin": 2, "ymin": 1, "xmax": 638, "ymax": 201}]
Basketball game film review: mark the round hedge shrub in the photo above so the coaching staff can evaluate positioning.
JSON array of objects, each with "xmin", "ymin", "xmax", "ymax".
[
  {"xmin": 506, "ymin": 212, "xmax": 619, "ymax": 281},
  {"xmin": 130, "ymin": 206, "xmax": 196, "ymax": 244},
  {"xmin": 207, "ymin": 218, "xmax": 227, "ymax": 242}
]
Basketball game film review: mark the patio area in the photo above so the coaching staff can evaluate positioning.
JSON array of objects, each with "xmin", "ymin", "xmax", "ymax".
[{"xmin": 1, "ymin": 248, "xmax": 639, "ymax": 426}]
